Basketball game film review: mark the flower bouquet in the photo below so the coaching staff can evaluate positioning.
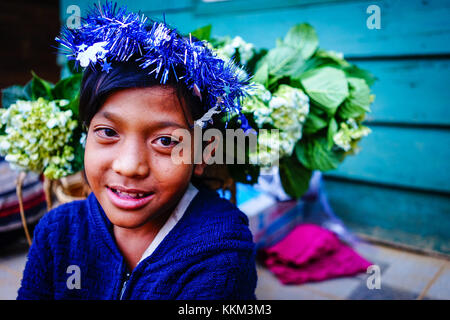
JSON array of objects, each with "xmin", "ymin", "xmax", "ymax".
[
  {"xmin": 193, "ymin": 23, "xmax": 375, "ymax": 199},
  {"xmin": 1, "ymin": 69, "xmax": 88, "ymax": 243}
]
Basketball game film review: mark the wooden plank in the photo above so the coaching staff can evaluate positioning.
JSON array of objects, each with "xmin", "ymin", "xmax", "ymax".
[
  {"xmin": 195, "ymin": 0, "xmax": 344, "ymax": 15},
  {"xmin": 355, "ymin": 59, "xmax": 450, "ymax": 126},
  {"xmin": 324, "ymin": 178, "xmax": 450, "ymax": 255},
  {"xmin": 59, "ymin": 0, "xmax": 192, "ymax": 20},
  {"xmin": 160, "ymin": 0, "xmax": 450, "ymax": 56},
  {"xmin": 326, "ymin": 126, "xmax": 450, "ymax": 193}
]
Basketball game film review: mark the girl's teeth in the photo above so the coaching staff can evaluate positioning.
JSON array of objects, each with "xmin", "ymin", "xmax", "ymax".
[{"xmin": 114, "ymin": 189, "xmax": 146, "ymax": 198}]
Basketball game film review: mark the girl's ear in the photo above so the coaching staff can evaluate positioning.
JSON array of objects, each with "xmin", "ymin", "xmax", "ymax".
[{"xmin": 193, "ymin": 162, "xmax": 207, "ymax": 177}]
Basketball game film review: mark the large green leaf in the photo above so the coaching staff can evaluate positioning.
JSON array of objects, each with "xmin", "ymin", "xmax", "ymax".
[
  {"xmin": 31, "ymin": 71, "xmax": 54, "ymax": 100},
  {"xmin": 314, "ymin": 49, "xmax": 349, "ymax": 67},
  {"xmin": 65, "ymin": 94, "xmax": 80, "ymax": 118},
  {"xmin": 295, "ymin": 137, "xmax": 343, "ymax": 171},
  {"xmin": 191, "ymin": 25, "xmax": 212, "ymax": 41},
  {"xmin": 300, "ymin": 66, "xmax": 349, "ymax": 114},
  {"xmin": 327, "ymin": 117, "xmax": 338, "ymax": 148},
  {"xmin": 52, "ymin": 74, "xmax": 82, "ymax": 101},
  {"xmin": 303, "ymin": 109, "xmax": 328, "ymax": 134},
  {"xmin": 283, "ymin": 23, "xmax": 318, "ymax": 60},
  {"xmin": 264, "ymin": 46, "xmax": 298, "ymax": 76},
  {"xmin": 271, "ymin": 52, "xmax": 305, "ymax": 81},
  {"xmin": 245, "ymin": 48, "xmax": 268, "ymax": 75},
  {"xmin": 338, "ymin": 77, "xmax": 371, "ymax": 119},
  {"xmin": 279, "ymin": 154, "xmax": 313, "ymax": 198},
  {"xmin": 256, "ymin": 45, "xmax": 306, "ymax": 85},
  {"xmin": 253, "ymin": 62, "xmax": 269, "ymax": 86},
  {"xmin": 343, "ymin": 65, "xmax": 377, "ymax": 87}
]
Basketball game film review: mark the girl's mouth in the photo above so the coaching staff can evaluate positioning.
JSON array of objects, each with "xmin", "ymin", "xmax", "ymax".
[{"xmin": 106, "ymin": 186, "xmax": 155, "ymax": 210}]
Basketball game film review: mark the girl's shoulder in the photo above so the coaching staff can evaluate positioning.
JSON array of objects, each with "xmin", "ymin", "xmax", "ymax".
[
  {"xmin": 193, "ymin": 186, "xmax": 249, "ymax": 225},
  {"xmin": 178, "ymin": 186, "xmax": 253, "ymax": 247}
]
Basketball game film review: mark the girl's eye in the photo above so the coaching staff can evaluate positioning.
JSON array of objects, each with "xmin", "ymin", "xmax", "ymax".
[
  {"xmin": 156, "ymin": 136, "xmax": 178, "ymax": 147},
  {"xmin": 95, "ymin": 128, "xmax": 118, "ymax": 138}
]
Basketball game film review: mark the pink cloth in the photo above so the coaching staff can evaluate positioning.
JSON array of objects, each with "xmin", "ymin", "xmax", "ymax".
[{"xmin": 261, "ymin": 224, "xmax": 372, "ymax": 284}]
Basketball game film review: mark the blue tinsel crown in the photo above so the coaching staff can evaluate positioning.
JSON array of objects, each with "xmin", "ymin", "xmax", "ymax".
[{"xmin": 55, "ymin": 1, "xmax": 252, "ymax": 130}]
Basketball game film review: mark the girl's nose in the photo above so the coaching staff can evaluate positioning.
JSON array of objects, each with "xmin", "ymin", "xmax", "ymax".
[{"xmin": 111, "ymin": 141, "xmax": 150, "ymax": 177}]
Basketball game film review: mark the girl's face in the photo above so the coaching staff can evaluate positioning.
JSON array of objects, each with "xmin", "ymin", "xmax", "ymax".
[{"xmin": 84, "ymin": 86, "xmax": 202, "ymax": 229}]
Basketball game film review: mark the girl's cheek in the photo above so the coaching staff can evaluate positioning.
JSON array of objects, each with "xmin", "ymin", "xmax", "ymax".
[
  {"xmin": 84, "ymin": 138, "xmax": 112, "ymax": 173},
  {"xmin": 151, "ymin": 153, "xmax": 192, "ymax": 180}
]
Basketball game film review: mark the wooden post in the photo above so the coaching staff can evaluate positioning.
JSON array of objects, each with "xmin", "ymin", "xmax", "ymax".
[
  {"xmin": 43, "ymin": 176, "xmax": 53, "ymax": 210},
  {"xmin": 16, "ymin": 171, "xmax": 32, "ymax": 246}
]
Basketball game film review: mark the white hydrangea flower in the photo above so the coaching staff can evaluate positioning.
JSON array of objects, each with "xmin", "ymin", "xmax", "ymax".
[
  {"xmin": 0, "ymin": 138, "xmax": 11, "ymax": 150},
  {"xmin": 333, "ymin": 119, "xmax": 371, "ymax": 151},
  {"xmin": 249, "ymin": 130, "xmax": 281, "ymax": 167},
  {"xmin": 215, "ymin": 36, "xmax": 255, "ymax": 65},
  {"xmin": 244, "ymin": 84, "xmax": 310, "ymax": 166},
  {"xmin": 0, "ymin": 98, "xmax": 79, "ymax": 179}
]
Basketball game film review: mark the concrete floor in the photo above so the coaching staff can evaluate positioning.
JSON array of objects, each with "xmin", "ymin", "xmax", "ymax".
[{"xmin": 0, "ymin": 235, "xmax": 449, "ymax": 300}]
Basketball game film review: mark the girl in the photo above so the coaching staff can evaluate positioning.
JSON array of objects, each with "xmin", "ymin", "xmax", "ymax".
[{"xmin": 17, "ymin": 2, "xmax": 257, "ymax": 300}]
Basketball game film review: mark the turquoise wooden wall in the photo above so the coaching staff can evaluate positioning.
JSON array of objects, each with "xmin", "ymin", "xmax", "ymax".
[{"xmin": 59, "ymin": 0, "xmax": 450, "ymax": 254}]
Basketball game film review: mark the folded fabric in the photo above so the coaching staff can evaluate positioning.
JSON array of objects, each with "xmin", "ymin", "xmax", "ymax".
[
  {"xmin": 0, "ymin": 157, "xmax": 47, "ymax": 234},
  {"xmin": 261, "ymin": 223, "xmax": 371, "ymax": 284}
]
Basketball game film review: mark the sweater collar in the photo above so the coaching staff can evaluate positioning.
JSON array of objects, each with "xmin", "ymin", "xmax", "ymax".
[
  {"xmin": 136, "ymin": 183, "xmax": 198, "ymax": 265},
  {"xmin": 86, "ymin": 183, "xmax": 204, "ymax": 262}
]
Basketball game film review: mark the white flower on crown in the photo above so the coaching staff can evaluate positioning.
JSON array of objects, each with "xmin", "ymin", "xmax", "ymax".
[{"xmin": 76, "ymin": 41, "xmax": 109, "ymax": 67}]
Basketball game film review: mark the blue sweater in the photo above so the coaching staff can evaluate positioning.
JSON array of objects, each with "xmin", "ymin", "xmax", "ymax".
[{"xmin": 17, "ymin": 186, "xmax": 257, "ymax": 300}]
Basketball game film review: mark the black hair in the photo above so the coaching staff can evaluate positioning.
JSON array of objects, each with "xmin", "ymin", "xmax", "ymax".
[{"xmin": 79, "ymin": 59, "xmax": 205, "ymax": 130}]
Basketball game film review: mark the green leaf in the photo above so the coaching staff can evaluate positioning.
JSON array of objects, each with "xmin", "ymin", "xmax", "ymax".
[
  {"xmin": 295, "ymin": 139, "xmax": 310, "ymax": 168},
  {"xmin": 253, "ymin": 62, "xmax": 269, "ymax": 87},
  {"xmin": 264, "ymin": 46, "xmax": 297, "ymax": 76},
  {"xmin": 65, "ymin": 94, "xmax": 80, "ymax": 118},
  {"xmin": 245, "ymin": 48, "xmax": 267, "ymax": 75},
  {"xmin": 258, "ymin": 45, "xmax": 306, "ymax": 83},
  {"xmin": 52, "ymin": 74, "xmax": 82, "ymax": 101},
  {"xmin": 283, "ymin": 23, "xmax": 318, "ymax": 60},
  {"xmin": 295, "ymin": 137, "xmax": 343, "ymax": 171},
  {"xmin": 338, "ymin": 77, "xmax": 371, "ymax": 119},
  {"xmin": 190, "ymin": 25, "xmax": 212, "ymax": 41},
  {"xmin": 327, "ymin": 118, "xmax": 338, "ymax": 148},
  {"xmin": 303, "ymin": 108, "xmax": 328, "ymax": 134},
  {"xmin": 300, "ymin": 66, "xmax": 349, "ymax": 114},
  {"xmin": 314, "ymin": 49, "xmax": 349, "ymax": 67},
  {"xmin": 343, "ymin": 65, "xmax": 377, "ymax": 87},
  {"xmin": 31, "ymin": 71, "xmax": 54, "ymax": 100},
  {"xmin": 272, "ymin": 53, "xmax": 305, "ymax": 80},
  {"xmin": 279, "ymin": 154, "xmax": 313, "ymax": 198}
]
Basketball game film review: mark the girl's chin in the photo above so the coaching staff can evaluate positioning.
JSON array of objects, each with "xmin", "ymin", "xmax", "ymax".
[{"xmin": 107, "ymin": 213, "xmax": 150, "ymax": 229}]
